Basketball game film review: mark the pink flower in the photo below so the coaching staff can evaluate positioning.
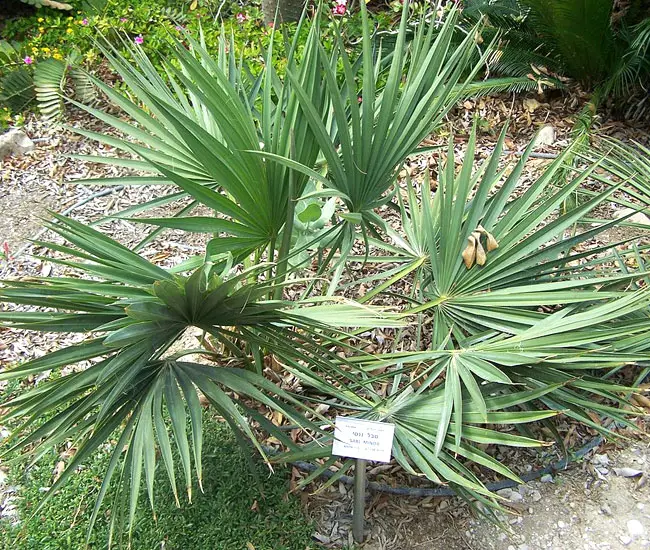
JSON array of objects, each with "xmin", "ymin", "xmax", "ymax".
[
  {"xmin": 236, "ymin": 12, "xmax": 247, "ymax": 23},
  {"xmin": 134, "ymin": 34, "xmax": 144, "ymax": 45},
  {"xmin": 175, "ymin": 25, "xmax": 184, "ymax": 31},
  {"xmin": 23, "ymin": 56, "xmax": 33, "ymax": 65},
  {"xmin": 2, "ymin": 242, "xmax": 10, "ymax": 260},
  {"xmin": 81, "ymin": 18, "xmax": 88, "ymax": 25},
  {"xmin": 119, "ymin": 17, "xmax": 127, "ymax": 23},
  {"xmin": 332, "ymin": 4, "xmax": 346, "ymax": 15}
]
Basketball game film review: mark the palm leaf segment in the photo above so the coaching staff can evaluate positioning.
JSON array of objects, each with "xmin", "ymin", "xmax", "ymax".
[
  {"xmin": 0, "ymin": 216, "xmax": 398, "ymax": 539},
  {"xmin": 70, "ymin": 19, "xmax": 326, "ymax": 262},
  {"xmin": 281, "ymin": 2, "xmax": 484, "ymax": 229},
  {"xmin": 379, "ymin": 125, "xmax": 642, "ymax": 347}
]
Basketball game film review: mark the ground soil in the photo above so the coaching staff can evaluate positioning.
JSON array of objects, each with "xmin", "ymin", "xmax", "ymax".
[{"xmin": 306, "ymin": 438, "xmax": 650, "ymax": 550}]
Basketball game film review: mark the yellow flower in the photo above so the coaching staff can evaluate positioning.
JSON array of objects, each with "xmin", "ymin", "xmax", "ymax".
[
  {"xmin": 37, "ymin": 17, "xmax": 44, "ymax": 22},
  {"xmin": 39, "ymin": 26, "xmax": 45, "ymax": 32},
  {"xmin": 31, "ymin": 47, "xmax": 39, "ymax": 53},
  {"xmin": 67, "ymin": 16, "xmax": 73, "ymax": 20},
  {"xmin": 42, "ymin": 47, "xmax": 50, "ymax": 53},
  {"xmin": 66, "ymin": 28, "xmax": 73, "ymax": 34},
  {"xmin": 53, "ymin": 53, "xmax": 63, "ymax": 60}
]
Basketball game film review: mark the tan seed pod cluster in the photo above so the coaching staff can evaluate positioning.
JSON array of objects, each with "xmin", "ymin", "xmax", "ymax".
[{"xmin": 462, "ymin": 225, "xmax": 499, "ymax": 269}]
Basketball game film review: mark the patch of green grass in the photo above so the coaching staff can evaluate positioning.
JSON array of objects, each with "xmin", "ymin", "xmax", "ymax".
[{"xmin": 0, "ymin": 420, "xmax": 315, "ymax": 550}]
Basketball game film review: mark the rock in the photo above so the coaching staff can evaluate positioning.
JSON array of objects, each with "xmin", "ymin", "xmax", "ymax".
[
  {"xmin": 600, "ymin": 503, "xmax": 612, "ymax": 515},
  {"xmin": 0, "ymin": 129, "xmax": 34, "ymax": 158},
  {"xmin": 509, "ymin": 492, "xmax": 524, "ymax": 503},
  {"xmin": 558, "ymin": 521, "xmax": 566, "ymax": 529},
  {"xmin": 541, "ymin": 474, "xmax": 553, "ymax": 483},
  {"xmin": 592, "ymin": 454, "xmax": 610, "ymax": 467},
  {"xmin": 312, "ymin": 532, "xmax": 330, "ymax": 544},
  {"xmin": 613, "ymin": 467, "xmax": 644, "ymax": 477},
  {"xmin": 530, "ymin": 490, "xmax": 542, "ymax": 502},
  {"xmin": 619, "ymin": 535, "xmax": 633, "ymax": 546},
  {"xmin": 533, "ymin": 125, "xmax": 555, "ymax": 148},
  {"xmin": 627, "ymin": 519, "xmax": 645, "ymax": 537},
  {"xmin": 613, "ymin": 209, "xmax": 650, "ymax": 226}
]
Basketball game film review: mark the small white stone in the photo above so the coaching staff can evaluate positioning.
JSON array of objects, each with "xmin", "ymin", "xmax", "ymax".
[
  {"xmin": 0, "ymin": 129, "xmax": 35, "ymax": 158},
  {"xmin": 558, "ymin": 521, "xmax": 567, "ymax": 529},
  {"xmin": 620, "ymin": 535, "xmax": 633, "ymax": 546},
  {"xmin": 613, "ymin": 208, "xmax": 650, "ymax": 226},
  {"xmin": 533, "ymin": 125, "xmax": 555, "ymax": 148},
  {"xmin": 541, "ymin": 474, "xmax": 553, "ymax": 483},
  {"xmin": 628, "ymin": 519, "xmax": 645, "ymax": 537}
]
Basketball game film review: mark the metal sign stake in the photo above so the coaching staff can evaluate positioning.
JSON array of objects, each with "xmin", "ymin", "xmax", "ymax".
[{"xmin": 352, "ymin": 458, "xmax": 367, "ymax": 543}]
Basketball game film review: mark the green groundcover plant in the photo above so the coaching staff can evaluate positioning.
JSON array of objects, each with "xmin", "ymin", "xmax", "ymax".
[
  {"xmin": 1, "ymin": 1, "xmax": 649, "ymax": 547},
  {"xmin": 0, "ymin": 419, "xmax": 314, "ymax": 550}
]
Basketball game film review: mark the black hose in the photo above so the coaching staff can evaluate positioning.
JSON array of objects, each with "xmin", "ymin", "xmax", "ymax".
[{"xmin": 283, "ymin": 435, "xmax": 604, "ymax": 497}]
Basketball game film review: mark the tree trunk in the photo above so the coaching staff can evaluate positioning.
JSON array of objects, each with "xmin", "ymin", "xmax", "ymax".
[{"xmin": 262, "ymin": 0, "xmax": 305, "ymax": 25}]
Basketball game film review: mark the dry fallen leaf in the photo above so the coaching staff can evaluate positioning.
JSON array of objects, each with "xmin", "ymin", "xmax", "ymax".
[
  {"xmin": 523, "ymin": 98, "xmax": 541, "ymax": 113},
  {"xmin": 53, "ymin": 460, "xmax": 65, "ymax": 481}
]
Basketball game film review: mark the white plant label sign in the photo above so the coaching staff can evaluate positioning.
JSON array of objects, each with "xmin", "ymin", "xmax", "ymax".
[{"xmin": 332, "ymin": 416, "xmax": 395, "ymax": 463}]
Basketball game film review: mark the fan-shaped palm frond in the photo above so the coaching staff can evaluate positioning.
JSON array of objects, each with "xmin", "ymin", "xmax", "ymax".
[
  {"xmin": 0, "ymin": 215, "xmax": 399, "ymax": 541},
  {"xmin": 259, "ymin": 2, "xmax": 486, "ymax": 238},
  {"xmin": 280, "ymin": 288, "xmax": 650, "ymax": 509},
  {"xmin": 372, "ymin": 125, "xmax": 642, "ymax": 346},
  {"xmin": 68, "ymin": 18, "xmax": 327, "ymax": 272}
]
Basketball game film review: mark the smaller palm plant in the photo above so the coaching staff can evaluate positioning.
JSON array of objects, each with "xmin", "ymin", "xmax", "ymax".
[{"xmin": 0, "ymin": 215, "xmax": 399, "ymax": 540}]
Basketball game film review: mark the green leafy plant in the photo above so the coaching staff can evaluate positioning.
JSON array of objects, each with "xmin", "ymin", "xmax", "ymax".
[
  {"xmin": 286, "ymin": 126, "xmax": 649, "ymax": 507},
  {"xmin": 273, "ymin": 4, "xmax": 484, "ymax": 233},
  {"xmin": 2, "ymin": 4, "xmax": 649, "ymax": 547},
  {"xmin": 464, "ymin": 0, "xmax": 650, "ymax": 118},
  {"xmin": 281, "ymin": 289, "xmax": 650, "ymax": 510}
]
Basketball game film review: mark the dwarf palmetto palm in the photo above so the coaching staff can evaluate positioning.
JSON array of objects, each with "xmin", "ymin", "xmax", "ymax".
[{"xmin": 0, "ymin": 215, "xmax": 400, "ymax": 540}]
